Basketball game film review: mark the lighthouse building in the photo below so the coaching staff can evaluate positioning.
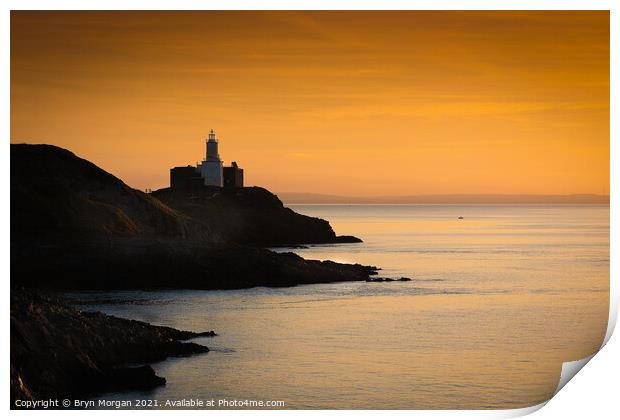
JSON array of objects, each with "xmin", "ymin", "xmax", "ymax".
[
  {"xmin": 170, "ymin": 129, "xmax": 244, "ymax": 189},
  {"xmin": 198, "ymin": 129, "xmax": 223, "ymax": 187}
]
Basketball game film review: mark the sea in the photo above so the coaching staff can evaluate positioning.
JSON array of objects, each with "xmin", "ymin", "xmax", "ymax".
[{"xmin": 66, "ymin": 204, "xmax": 609, "ymax": 409}]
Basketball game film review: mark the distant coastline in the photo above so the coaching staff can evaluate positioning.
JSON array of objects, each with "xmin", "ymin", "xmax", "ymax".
[{"xmin": 278, "ymin": 193, "xmax": 610, "ymax": 205}]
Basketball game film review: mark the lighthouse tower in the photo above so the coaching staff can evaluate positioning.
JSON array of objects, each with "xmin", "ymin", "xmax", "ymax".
[{"xmin": 200, "ymin": 129, "xmax": 223, "ymax": 186}]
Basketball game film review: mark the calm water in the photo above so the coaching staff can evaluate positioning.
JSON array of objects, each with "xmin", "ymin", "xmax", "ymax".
[{"xmin": 67, "ymin": 205, "xmax": 609, "ymax": 409}]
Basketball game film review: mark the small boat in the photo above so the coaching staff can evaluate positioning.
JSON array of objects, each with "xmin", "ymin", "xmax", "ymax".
[{"xmin": 457, "ymin": 216, "xmax": 464, "ymax": 220}]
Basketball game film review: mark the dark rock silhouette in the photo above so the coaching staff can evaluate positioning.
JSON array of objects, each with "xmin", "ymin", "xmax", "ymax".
[
  {"xmin": 11, "ymin": 289, "xmax": 213, "ymax": 405},
  {"xmin": 11, "ymin": 143, "xmax": 360, "ymax": 246},
  {"xmin": 152, "ymin": 186, "xmax": 361, "ymax": 246},
  {"xmin": 11, "ymin": 144, "xmax": 207, "ymax": 241},
  {"xmin": 10, "ymin": 144, "xmax": 375, "ymax": 290}
]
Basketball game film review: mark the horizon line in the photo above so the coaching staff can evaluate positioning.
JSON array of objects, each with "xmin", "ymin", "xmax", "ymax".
[{"xmin": 276, "ymin": 192, "xmax": 610, "ymax": 205}]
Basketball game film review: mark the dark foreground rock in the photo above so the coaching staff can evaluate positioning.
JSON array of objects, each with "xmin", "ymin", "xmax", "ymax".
[{"xmin": 11, "ymin": 289, "xmax": 213, "ymax": 406}]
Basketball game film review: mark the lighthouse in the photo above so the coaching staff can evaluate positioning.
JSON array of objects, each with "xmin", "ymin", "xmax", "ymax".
[
  {"xmin": 170, "ymin": 129, "xmax": 244, "ymax": 189},
  {"xmin": 200, "ymin": 129, "xmax": 223, "ymax": 186}
]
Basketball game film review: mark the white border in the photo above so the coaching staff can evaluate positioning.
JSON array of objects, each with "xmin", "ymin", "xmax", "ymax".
[{"xmin": 2, "ymin": 1, "xmax": 617, "ymax": 419}]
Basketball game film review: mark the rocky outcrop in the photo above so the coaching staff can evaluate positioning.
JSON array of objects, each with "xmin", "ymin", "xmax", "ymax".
[
  {"xmin": 151, "ymin": 186, "xmax": 362, "ymax": 246},
  {"xmin": 11, "ymin": 289, "xmax": 213, "ymax": 405},
  {"xmin": 366, "ymin": 277, "xmax": 412, "ymax": 282}
]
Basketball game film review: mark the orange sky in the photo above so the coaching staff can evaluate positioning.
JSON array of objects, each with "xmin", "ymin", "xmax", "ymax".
[{"xmin": 10, "ymin": 11, "xmax": 609, "ymax": 195}]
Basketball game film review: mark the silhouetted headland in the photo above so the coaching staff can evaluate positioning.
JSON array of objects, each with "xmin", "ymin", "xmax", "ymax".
[{"xmin": 10, "ymin": 144, "xmax": 373, "ymax": 291}]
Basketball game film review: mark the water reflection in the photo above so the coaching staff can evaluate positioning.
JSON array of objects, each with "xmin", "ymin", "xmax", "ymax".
[{"xmin": 68, "ymin": 205, "xmax": 609, "ymax": 409}]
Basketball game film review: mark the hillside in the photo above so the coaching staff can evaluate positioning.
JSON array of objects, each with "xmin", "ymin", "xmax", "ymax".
[{"xmin": 11, "ymin": 144, "xmax": 211, "ymax": 241}]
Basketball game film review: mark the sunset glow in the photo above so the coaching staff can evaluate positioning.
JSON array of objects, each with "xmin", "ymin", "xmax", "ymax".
[{"xmin": 10, "ymin": 11, "xmax": 609, "ymax": 195}]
